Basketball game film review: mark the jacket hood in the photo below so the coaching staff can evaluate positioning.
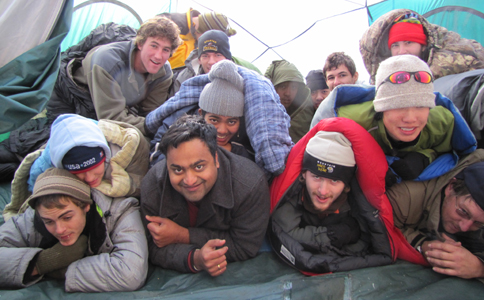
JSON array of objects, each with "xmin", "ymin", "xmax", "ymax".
[
  {"xmin": 264, "ymin": 60, "xmax": 310, "ymax": 113},
  {"xmin": 264, "ymin": 60, "xmax": 305, "ymax": 87},
  {"xmin": 49, "ymin": 114, "xmax": 111, "ymax": 169},
  {"xmin": 360, "ymin": 9, "xmax": 433, "ymax": 84}
]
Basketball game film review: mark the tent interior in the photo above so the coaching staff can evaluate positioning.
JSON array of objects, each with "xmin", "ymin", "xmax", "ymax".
[{"xmin": 1, "ymin": 0, "xmax": 484, "ymax": 298}]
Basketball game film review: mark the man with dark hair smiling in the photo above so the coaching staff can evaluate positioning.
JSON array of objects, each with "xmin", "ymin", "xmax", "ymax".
[{"xmin": 140, "ymin": 115, "xmax": 269, "ymax": 276}]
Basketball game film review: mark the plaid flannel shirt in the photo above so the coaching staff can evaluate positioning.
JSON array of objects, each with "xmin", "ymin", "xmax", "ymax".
[{"xmin": 145, "ymin": 66, "xmax": 292, "ymax": 176}]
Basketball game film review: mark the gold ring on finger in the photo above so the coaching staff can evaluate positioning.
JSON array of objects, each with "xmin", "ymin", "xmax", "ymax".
[{"xmin": 218, "ymin": 264, "xmax": 221, "ymax": 270}]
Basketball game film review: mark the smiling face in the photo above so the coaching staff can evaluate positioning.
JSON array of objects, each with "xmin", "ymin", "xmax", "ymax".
[
  {"xmin": 303, "ymin": 170, "xmax": 347, "ymax": 213},
  {"xmin": 166, "ymin": 138, "xmax": 219, "ymax": 203},
  {"xmin": 201, "ymin": 110, "xmax": 240, "ymax": 149},
  {"xmin": 382, "ymin": 107, "xmax": 429, "ymax": 142},
  {"xmin": 325, "ymin": 64, "xmax": 359, "ymax": 91},
  {"xmin": 275, "ymin": 81, "xmax": 299, "ymax": 108},
  {"xmin": 199, "ymin": 52, "xmax": 227, "ymax": 73},
  {"xmin": 441, "ymin": 184, "xmax": 484, "ymax": 234},
  {"xmin": 134, "ymin": 36, "xmax": 172, "ymax": 74},
  {"xmin": 390, "ymin": 41, "xmax": 425, "ymax": 57},
  {"xmin": 37, "ymin": 197, "xmax": 90, "ymax": 246},
  {"xmin": 74, "ymin": 163, "xmax": 105, "ymax": 188}
]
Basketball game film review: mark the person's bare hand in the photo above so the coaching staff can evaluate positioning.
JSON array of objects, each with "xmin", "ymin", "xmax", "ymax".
[
  {"xmin": 194, "ymin": 239, "xmax": 228, "ymax": 277},
  {"xmin": 425, "ymin": 234, "xmax": 484, "ymax": 279},
  {"xmin": 441, "ymin": 233, "xmax": 462, "ymax": 246},
  {"xmin": 146, "ymin": 215, "xmax": 189, "ymax": 248},
  {"xmin": 421, "ymin": 234, "xmax": 460, "ymax": 255}
]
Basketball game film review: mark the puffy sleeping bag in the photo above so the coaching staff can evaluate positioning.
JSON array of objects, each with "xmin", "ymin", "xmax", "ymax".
[{"xmin": 269, "ymin": 117, "xmax": 428, "ymax": 275}]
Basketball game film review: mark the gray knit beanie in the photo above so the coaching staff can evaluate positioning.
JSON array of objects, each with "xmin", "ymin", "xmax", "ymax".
[
  {"xmin": 303, "ymin": 131, "xmax": 356, "ymax": 185},
  {"xmin": 199, "ymin": 60, "xmax": 245, "ymax": 117},
  {"xmin": 374, "ymin": 54, "xmax": 435, "ymax": 112}
]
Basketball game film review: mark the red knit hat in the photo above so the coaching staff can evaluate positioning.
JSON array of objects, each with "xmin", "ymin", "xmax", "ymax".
[{"xmin": 388, "ymin": 21, "xmax": 427, "ymax": 49}]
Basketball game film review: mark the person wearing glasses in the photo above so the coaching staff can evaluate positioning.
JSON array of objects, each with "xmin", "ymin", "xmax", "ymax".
[
  {"xmin": 387, "ymin": 149, "xmax": 484, "ymax": 281},
  {"xmin": 311, "ymin": 54, "xmax": 476, "ymax": 184}
]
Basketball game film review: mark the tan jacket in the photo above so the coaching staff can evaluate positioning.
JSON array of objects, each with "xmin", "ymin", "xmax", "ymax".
[{"xmin": 387, "ymin": 149, "xmax": 484, "ymax": 248}]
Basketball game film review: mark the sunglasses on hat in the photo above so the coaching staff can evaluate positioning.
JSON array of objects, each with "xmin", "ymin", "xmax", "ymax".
[
  {"xmin": 377, "ymin": 71, "xmax": 433, "ymax": 93},
  {"xmin": 386, "ymin": 71, "xmax": 433, "ymax": 84}
]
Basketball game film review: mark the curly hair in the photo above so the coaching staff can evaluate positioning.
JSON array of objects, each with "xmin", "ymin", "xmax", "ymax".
[
  {"xmin": 135, "ymin": 16, "xmax": 183, "ymax": 54},
  {"xmin": 322, "ymin": 52, "xmax": 357, "ymax": 80}
]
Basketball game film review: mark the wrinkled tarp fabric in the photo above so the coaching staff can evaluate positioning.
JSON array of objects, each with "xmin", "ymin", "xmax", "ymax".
[
  {"xmin": 0, "ymin": 242, "xmax": 481, "ymax": 299},
  {"xmin": 0, "ymin": 0, "xmax": 72, "ymax": 134}
]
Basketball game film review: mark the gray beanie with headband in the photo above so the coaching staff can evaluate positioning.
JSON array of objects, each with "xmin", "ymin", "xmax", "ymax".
[
  {"xmin": 199, "ymin": 60, "xmax": 245, "ymax": 117},
  {"xmin": 303, "ymin": 131, "xmax": 356, "ymax": 186},
  {"xmin": 374, "ymin": 54, "xmax": 435, "ymax": 112}
]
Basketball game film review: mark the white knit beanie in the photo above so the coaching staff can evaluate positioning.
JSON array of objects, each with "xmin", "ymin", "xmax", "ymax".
[
  {"xmin": 199, "ymin": 60, "xmax": 245, "ymax": 117},
  {"xmin": 374, "ymin": 54, "xmax": 435, "ymax": 112},
  {"xmin": 303, "ymin": 131, "xmax": 356, "ymax": 185}
]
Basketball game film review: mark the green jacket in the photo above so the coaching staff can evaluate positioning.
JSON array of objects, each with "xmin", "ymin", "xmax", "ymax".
[
  {"xmin": 360, "ymin": 9, "xmax": 484, "ymax": 84},
  {"xmin": 264, "ymin": 60, "xmax": 314, "ymax": 143},
  {"xmin": 337, "ymin": 101, "xmax": 454, "ymax": 163}
]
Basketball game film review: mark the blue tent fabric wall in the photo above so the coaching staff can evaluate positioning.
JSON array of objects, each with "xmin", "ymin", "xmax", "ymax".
[
  {"xmin": 61, "ymin": 0, "xmax": 173, "ymax": 51},
  {"xmin": 0, "ymin": 0, "xmax": 73, "ymax": 134},
  {"xmin": 368, "ymin": 0, "xmax": 484, "ymax": 46}
]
